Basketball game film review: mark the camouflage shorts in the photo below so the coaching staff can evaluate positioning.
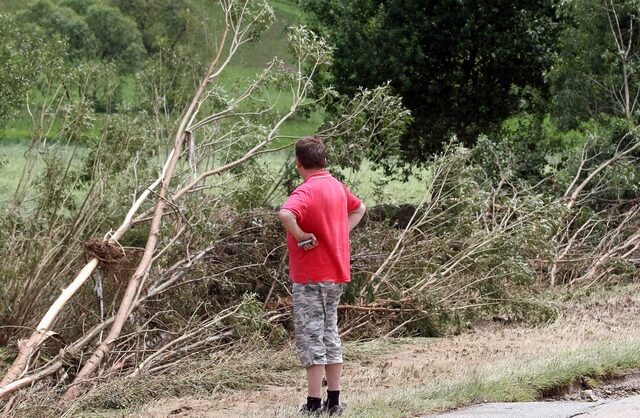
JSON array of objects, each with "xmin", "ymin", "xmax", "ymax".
[{"xmin": 293, "ymin": 282, "xmax": 343, "ymax": 368}]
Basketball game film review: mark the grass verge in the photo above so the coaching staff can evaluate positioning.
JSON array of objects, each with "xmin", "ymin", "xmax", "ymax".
[
  {"xmin": 8, "ymin": 335, "xmax": 640, "ymax": 417},
  {"xmin": 342, "ymin": 339, "xmax": 640, "ymax": 417},
  {"xmin": 74, "ymin": 338, "xmax": 405, "ymax": 414},
  {"xmin": 6, "ymin": 338, "xmax": 410, "ymax": 417}
]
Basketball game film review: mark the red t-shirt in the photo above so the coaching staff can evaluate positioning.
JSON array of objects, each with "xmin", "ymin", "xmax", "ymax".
[{"xmin": 281, "ymin": 171, "xmax": 362, "ymax": 284}]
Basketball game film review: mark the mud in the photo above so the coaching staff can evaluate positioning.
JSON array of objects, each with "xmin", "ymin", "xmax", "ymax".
[{"xmin": 137, "ymin": 286, "xmax": 640, "ymax": 417}]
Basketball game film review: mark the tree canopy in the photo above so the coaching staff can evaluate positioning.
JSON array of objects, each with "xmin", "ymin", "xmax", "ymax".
[
  {"xmin": 85, "ymin": 4, "xmax": 146, "ymax": 72},
  {"xmin": 551, "ymin": 0, "xmax": 640, "ymax": 128},
  {"xmin": 15, "ymin": 0, "xmax": 147, "ymax": 74},
  {"xmin": 111, "ymin": 0, "xmax": 189, "ymax": 53},
  {"xmin": 0, "ymin": 14, "xmax": 51, "ymax": 122},
  {"xmin": 16, "ymin": 0, "xmax": 96, "ymax": 61},
  {"xmin": 304, "ymin": 0, "xmax": 560, "ymax": 163}
]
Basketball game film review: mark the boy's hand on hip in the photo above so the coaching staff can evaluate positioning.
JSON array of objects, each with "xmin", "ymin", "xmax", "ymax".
[{"xmin": 298, "ymin": 233, "xmax": 318, "ymax": 251}]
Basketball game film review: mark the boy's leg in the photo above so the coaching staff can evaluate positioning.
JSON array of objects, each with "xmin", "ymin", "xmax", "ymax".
[
  {"xmin": 325, "ymin": 363, "xmax": 342, "ymax": 391},
  {"xmin": 323, "ymin": 283, "xmax": 344, "ymax": 410},
  {"xmin": 293, "ymin": 284, "xmax": 328, "ymax": 410},
  {"xmin": 306, "ymin": 364, "xmax": 324, "ymax": 398}
]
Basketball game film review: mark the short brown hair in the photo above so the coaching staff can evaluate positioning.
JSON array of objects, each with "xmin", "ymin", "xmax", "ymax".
[{"xmin": 295, "ymin": 135, "xmax": 326, "ymax": 169}]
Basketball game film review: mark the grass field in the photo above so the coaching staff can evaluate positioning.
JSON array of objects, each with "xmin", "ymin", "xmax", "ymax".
[
  {"xmin": 0, "ymin": 143, "xmax": 28, "ymax": 201},
  {"xmin": 0, "ymin": 137, "xmax": 428, "ymax": 209}
]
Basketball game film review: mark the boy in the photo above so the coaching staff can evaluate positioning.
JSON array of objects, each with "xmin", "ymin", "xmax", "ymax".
[{"xmin": 278, "ymin": 135, "xmax": 366, "ymax": 415}]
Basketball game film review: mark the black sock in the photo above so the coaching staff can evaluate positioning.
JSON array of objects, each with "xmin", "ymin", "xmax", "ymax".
[
  {"xmin": 327, "ymin": 390, "xmax": 340, "ymax": 408},
  {"xmin": 306, "ymin": 396, "xmax": 322, "ymax": 411}
]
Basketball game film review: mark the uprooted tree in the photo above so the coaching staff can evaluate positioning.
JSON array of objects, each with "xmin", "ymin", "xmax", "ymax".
[{"xmin": 0, "ymin": 0, "xmax": 410, "ymax": 405}]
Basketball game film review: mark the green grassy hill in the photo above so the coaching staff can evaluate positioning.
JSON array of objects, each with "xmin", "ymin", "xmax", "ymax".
[
  {"xmin": 0, "ymin": 0, "xmax": 315, "ymax": 141},
  {"xmin": 0, "ymin": 0, "xmax": 310, "ymax": 198},
  {"xmin": 0, "ymin": 0, "xmax": 426, "ymax": 205},
  {"xmin": 181, "ymin": 0, "xmax": 303, "ymax": 70}
]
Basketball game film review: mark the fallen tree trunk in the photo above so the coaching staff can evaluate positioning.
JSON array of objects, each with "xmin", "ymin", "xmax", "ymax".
[
  {"xmin": 0, "ymin": 172, "xmax": 167, "ymax": 388},
  {"xmin": 1, "ymin": 3, "xmax": 410, "ymax": 406},
  {"xmin": 1, "ymin": 1, "xmax": 334, "ymax": 402}
]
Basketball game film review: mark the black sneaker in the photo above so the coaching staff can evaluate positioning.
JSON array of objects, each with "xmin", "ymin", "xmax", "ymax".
[
  {"xmin": 299, "ymin": 404, "xmax": 323, "ymax": 416},
  {"xmin": 321, "ymin": 400, "xmax": 344, "ymax": 416},
  {"xmin": 326, "ymin": 404, "xmax": 344, "ymax": 416}
]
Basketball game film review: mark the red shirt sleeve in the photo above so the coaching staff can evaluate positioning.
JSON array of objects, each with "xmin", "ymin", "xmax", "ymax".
[
  {"xmin": 343, "ymin": 184, "xmax": 361, "ymax": 213},
  {"xmin": 281, "ymin": 186, "xmax": 310, "ymax": 219}
]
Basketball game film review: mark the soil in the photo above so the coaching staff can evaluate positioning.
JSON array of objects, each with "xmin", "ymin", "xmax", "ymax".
[
  {"xmin": 136, "ymin": 286, "xmax": 640, "ymax": 417},
  {"xmin": 546, "ymin": 372, "xmax": 640, "ymax": 401}
]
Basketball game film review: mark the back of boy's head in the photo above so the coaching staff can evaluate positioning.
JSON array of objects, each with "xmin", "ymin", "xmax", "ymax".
[{"xmin": 295, "ymin": 135, "xmax": 326, "ymax": 169}]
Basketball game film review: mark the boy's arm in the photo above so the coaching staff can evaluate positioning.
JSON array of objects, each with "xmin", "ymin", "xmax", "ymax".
[
  {"xmin": 278, "ymin": 209, "xmax": 318, "ymax": 248},
  {"xmin": 348, "ymin": 203, "xmax": 366, "ymax": 231}
]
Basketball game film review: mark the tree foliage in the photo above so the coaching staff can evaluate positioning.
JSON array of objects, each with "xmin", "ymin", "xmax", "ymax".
[
  {"xmin": 16, "ymin": 0, "xmax": 96, "ymax": 61},
  {"xmin": 59, "ymin": 0, "xmax": 100, "ymax": 16},
  {"xmin": 304, "ymin": 0, "xmax": 559, "ymax": 163},
  {"xmin": 14, "ymin": 0, "xmax": 147, "ymax": 74},
  {"xmin": 111, "ymin": 0, "xmax": 190, "ymax": 53},
  {"xmin": 0, "ymin": 14, "xmax": 59, "ymax": 123},
  {"xmin": 551, "ymin": 0, "xmax": 640, "ymax": 128},
  {"xmin": 84, "ymin": 4, "xmax": 147, "ymax": 73}
]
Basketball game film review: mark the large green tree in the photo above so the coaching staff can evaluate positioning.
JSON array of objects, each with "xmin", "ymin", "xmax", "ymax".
[
  {"xmin": 0, "ymin": 14, "xmax": 49, "ymax": 122},
  {"xmin": 15, "ymin": 0, "xmax": 146, "ymax": 74},
  {"xmin": 59, "ymin": 0, "xmax": 99, "ymax": 15},
  {"xmin": 304, "ymin": 0, "xmax": 559, "ymax": 162},
  {"xmin": 111, "ymin": 0, "xmax": 189, "ymax": 53},
  {"xmin": 84, "ymin": 4, "xmax": 146, "ymax": 73},
  {"xmin": 551, "ymin": 0, "xmax": 640, "ymax": 128},
  {"xmin": 16, "ymin": 0, "xmax": 96, "ymax": 61}
]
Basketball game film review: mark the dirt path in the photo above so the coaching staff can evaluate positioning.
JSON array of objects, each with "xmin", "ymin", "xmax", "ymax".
[{"xmin": 136, "ymin": 287, "xmax": 640, "ymax": 417}]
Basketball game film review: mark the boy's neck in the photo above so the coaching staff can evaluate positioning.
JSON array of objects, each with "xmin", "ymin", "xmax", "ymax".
[{"xmin": 300, "ymin": 168, "xmax": 326, "ymax": 181}]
